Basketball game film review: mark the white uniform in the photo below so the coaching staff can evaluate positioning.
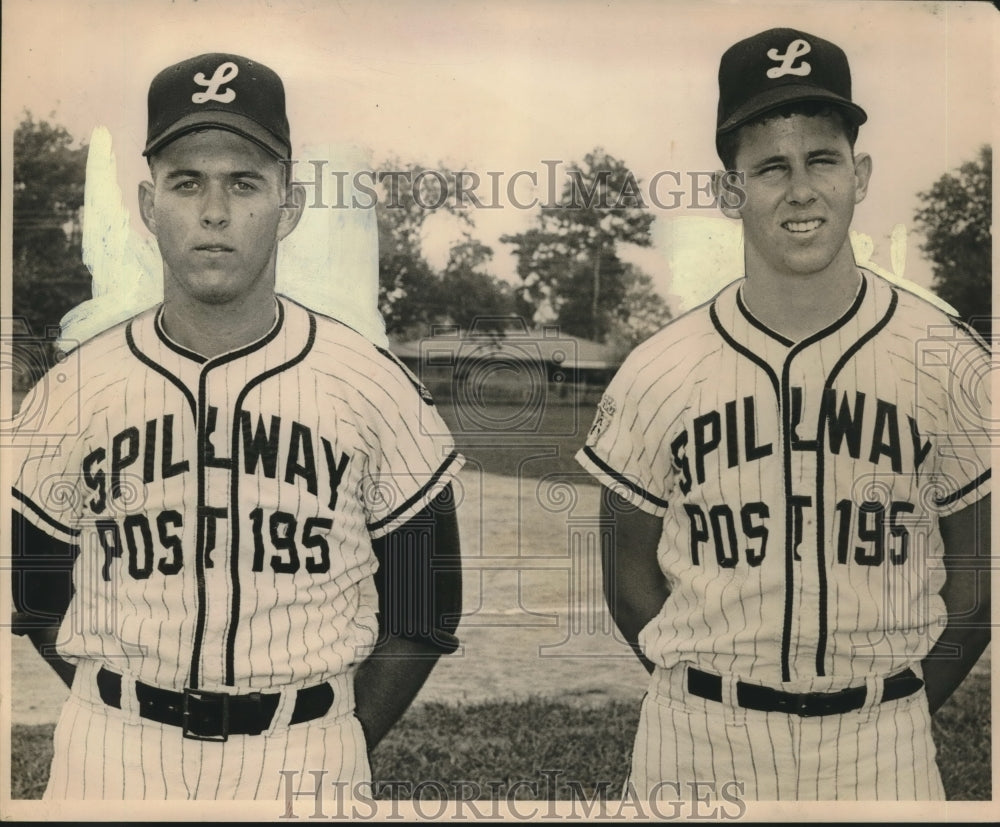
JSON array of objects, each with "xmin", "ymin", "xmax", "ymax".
[
  {"xmin": 577, "ymin": 270, "xmax": 991, "ymax": 800},
  {"xmin": 12, "ymin": 295, "xmax": 463, "ymax": 799}
]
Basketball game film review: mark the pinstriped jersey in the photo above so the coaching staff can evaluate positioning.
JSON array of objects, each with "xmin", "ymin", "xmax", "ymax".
[
  {"xmin": 11, "ymin": 295, "xmax": 464, "ymax": 692},
  {"xmin": 578, "ymin": 270, "xmax": 991, "ymax": 688}
]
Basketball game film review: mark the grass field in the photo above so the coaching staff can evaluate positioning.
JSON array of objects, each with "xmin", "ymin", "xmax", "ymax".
[{"xmin": 9, "ymin": 667, "xmax": 991, "ymax": 800}]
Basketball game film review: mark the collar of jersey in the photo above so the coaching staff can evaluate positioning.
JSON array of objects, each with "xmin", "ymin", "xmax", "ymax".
[
  {"xmin": 735, "ymin": 269, "xmax": 867, "ymax": 348},
  {"xmin": 153, "ymin": 297, "xmax": 284, "ymax": 365}
]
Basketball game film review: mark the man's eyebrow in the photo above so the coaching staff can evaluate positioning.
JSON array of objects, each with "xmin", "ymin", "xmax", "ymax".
[
  {"xmin": 748, "ymin": 147, "xmax": 846, "ymax": 169},
  {"xmin": 749, "ymin": 154, "xmax": 787, "ymax": 169},
  {"xmin": 160, "ymin": 169, "xmax": 270, "ymax": 181},
  {"xmin": 162, "ymin": 169, "xmax": 204, "ymax": 181}
]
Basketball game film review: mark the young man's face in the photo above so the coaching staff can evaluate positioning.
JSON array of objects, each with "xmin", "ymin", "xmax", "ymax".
[
  {"xmin": 139, "ymin": 129, "xmax": 299, "ymax": 306},
  {"xmin": 724, "ymin": 112, "xmax": 871, "ymax": 281}
]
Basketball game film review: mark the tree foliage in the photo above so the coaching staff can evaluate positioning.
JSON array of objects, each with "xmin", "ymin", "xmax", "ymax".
[
  {"xmin": 376, "ymin": 159, "xmax": 515, "ymax": 338},
  {"xmin": 440, "ymin": 237, "xmax": 517, "ymax": 332},
  {"xmin": 608, "ymin": 264, "xmax": 673, "ymax": 355},
  {"xmin": 12, "ymin": 114, "xmax": 92, "ymax": 385},
  {"xmin": 13, "ymin": 115, "xmax": 92, "ymax": 322},
  {"xmin": 375, "ymin": 161, "xmax": 446, "ymax": 337},
  {"xmin": 501, "ymin": 148, "xmax": 668, "ymax": 343},
  {"xmin": 913, "ymin": 145, "xmax": 992, "ymax": 339}
]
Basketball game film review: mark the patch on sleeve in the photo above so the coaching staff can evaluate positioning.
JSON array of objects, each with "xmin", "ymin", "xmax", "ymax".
[{"xmin": 585, "ymin": 394, "xmax": 617, "ymax": 446}]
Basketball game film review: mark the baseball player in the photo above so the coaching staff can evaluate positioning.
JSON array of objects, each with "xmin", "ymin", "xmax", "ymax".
[
  {"xmin": 577, "ymin": 28, "xmax": 991, "ymax": 800},
  {"xmin": 10, "ymin": 53, "xmax": 464, "ymax": 800}
]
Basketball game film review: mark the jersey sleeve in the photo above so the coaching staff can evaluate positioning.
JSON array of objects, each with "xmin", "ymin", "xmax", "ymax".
[
  {"xmin": 360, "ymin": 357, "xmax": 465, "ymax": 539},
  {"xmin": 8, "ymin": 367, "xmax": 88, "ymax": 633},
  {"xmin": 922, "ymin": 321, "xmax": 992, "ymax": 516},
  {"xmin": 575, "ymin": 356, "xmax": 671, "ymax": 517},
  {"xmin": 11, "ymin": 512, "xmax": 80, "ymax": 631},
  {"xmin": 9, "ymin": 366, "xmax": 88, "ymax": 545}
]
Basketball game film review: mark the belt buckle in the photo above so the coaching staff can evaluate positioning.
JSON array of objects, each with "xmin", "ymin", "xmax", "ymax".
[
  {"xmin": 794, "ymin": 687, "xmax": 857, "ymax": 717},
  {"xmin": 182, "ymin": 687, "xmax": 231, "ymax": 742},
  {"xmin": 794, "ymin": 691, "xmax": 824, "ymax": 717}
]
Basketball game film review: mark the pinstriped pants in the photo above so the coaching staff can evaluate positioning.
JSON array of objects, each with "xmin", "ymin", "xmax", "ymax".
[
  {"xmin": 628, "ymin": 665, "xmax": 945, "ymax": 801},
  {"xmin": 43, "ymin": 660, "xmax": 371, "ymax": 800}
]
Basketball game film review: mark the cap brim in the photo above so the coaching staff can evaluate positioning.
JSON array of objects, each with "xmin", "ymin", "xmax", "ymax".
[
  {"xmin": 717, "ymin": 84, "xmax": 868, "ymax": 135},
  {"xmin": 143, "ymin": 110, "xmax": 289, "ymax": 159}
]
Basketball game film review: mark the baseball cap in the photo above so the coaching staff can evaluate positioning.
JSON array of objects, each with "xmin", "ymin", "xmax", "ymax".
[
  {"xmin": 143, "ymin": 53, "xmax": 291, "ymax": 159},
  {"xmin": 716, "ymin": 28, "xmax": 868, "ymax": 144}
]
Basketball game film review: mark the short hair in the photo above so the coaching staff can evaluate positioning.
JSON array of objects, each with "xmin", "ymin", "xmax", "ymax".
[{"xmin": 717, "ymin": 101, "xmax": 861, "ymax": 172}]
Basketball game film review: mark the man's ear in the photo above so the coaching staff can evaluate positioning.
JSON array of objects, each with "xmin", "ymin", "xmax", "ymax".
[
  {"xmin": 853, "ymin": 152, "xmax": 873, "ymax": 205},
  {"xmin": 277, "ymin": 183, "xmax": 306, "ymax": 241},
  {"xmin": 138, "ymin": 180, "xmax": 157, "ymax": 235},
  {"xmin": 713, "ymin": 170, "xmax": 745, "ymax": 219}
]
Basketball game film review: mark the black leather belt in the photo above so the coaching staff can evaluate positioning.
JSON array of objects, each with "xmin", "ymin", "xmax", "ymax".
[
  {"xmin": 96, "ymin": 667, "xmax": 335, "ymax": 741},
  {"xmin": 687, "ymin": 667, "xmax": 923, "ymax": 717}
]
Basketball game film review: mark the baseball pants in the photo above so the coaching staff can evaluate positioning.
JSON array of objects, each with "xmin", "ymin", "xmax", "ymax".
[
  {"xmin": 628, "ymin": 664, "xmax": 945, "ymax": 801},
  {"xmin": 44, "ymin": 660, "xmax": 370, "ymax": 800}
]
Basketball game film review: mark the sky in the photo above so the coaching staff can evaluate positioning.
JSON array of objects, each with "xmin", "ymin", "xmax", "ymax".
[{"xmin": 2, "ymin": 0, "xmax": 994, "ymax": 316}]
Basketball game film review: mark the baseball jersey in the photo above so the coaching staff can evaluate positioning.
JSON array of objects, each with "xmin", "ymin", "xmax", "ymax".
[
  {"xmin": 12, "ymin": 294, "xmax": 464, "ymax": 692},
  {"xmin": 578, "ymin": 269, "xmax": 991, "ymax": 688}
]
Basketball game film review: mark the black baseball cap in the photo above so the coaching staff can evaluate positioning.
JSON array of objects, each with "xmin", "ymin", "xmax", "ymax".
[
  {"xmin": 716, "ymin": 28, "xmax": 867, "ymax": 150},
  {"xmin": 143, "ymin": 53, "xmax": 291, "ymax": 159}
]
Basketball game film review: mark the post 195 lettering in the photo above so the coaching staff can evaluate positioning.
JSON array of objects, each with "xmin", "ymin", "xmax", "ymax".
[
  {"xmin": 669, "ymin": 387, "xmax": 932, "ymax": 569},
  {"xmin": 82, "ymin": 409, "xmax": 351, "ymax": 579}
]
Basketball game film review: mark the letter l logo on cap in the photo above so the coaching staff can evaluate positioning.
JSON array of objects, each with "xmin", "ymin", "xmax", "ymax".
[
  {"xmin": 766, "ymin": 39, "xmax": 812, "ymax": 78},
  {"xmin": 192, "ymin": 62, "xmax": 239, "ymax": 104}
]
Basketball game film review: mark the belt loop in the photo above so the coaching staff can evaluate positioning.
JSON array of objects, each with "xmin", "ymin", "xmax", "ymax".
[
  {"xmin": 724, "ymin": 674, "xmax": 746, "ymax": 725},
  {"xmin": 94, "ymin": 665, "xmax": 141, "ymax": 722},
  {"xmin": 118, "ymin": 674, "xmax": 142, "ymax": 722},
  {"xmin": 860, "ymin": 673, "xmax": 883, "ymax": 717},
  {"xmin": 263, "ymin": 687, "xmax": 300, "ymax": 734},
  {"xmin": 652, "ymin": 665, "xmax": 677, "ymax": 704}
]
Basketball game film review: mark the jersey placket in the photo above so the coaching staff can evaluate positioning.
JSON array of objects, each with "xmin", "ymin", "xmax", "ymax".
[
  {"xmin": 713, "ymin": 291, "xmax": 793, "ymax": 682},
  {"xmin": 189, "ymin": 360, "xmax": 239, "ymax": 689},
  {"xmin": 773, "ymin": 278, "xmax": 870, "ymax": 682},
  {"xmin": 783, "ymin": 349, "xmax": 825, "ymax": 682}
]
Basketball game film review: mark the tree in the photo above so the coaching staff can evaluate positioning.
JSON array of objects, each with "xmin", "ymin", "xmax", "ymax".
[
  {"xmin": 501, "ymin": 148, "xmax": 668, "ymax": 343},
  {"xmin": 440, "ymin": 237, "xmax": 517, "ymax": 332},
  {"xmin": 607, "ymin": 263, "xmax": 673, "ymax": 354},
  {"xmin": 913, "ymin": 145, "xmax": 992, "ymax": 339},
  {"xmin": 375, "ymin": 159, "xmax": 450, "ymax": 337},
  {"xmin": 376, "ymin": 160, "xmax": 514, "ymax": 339},
  {"xmin": 12, "ymin": 114, "xmax": 92, "ymax": 385}
]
